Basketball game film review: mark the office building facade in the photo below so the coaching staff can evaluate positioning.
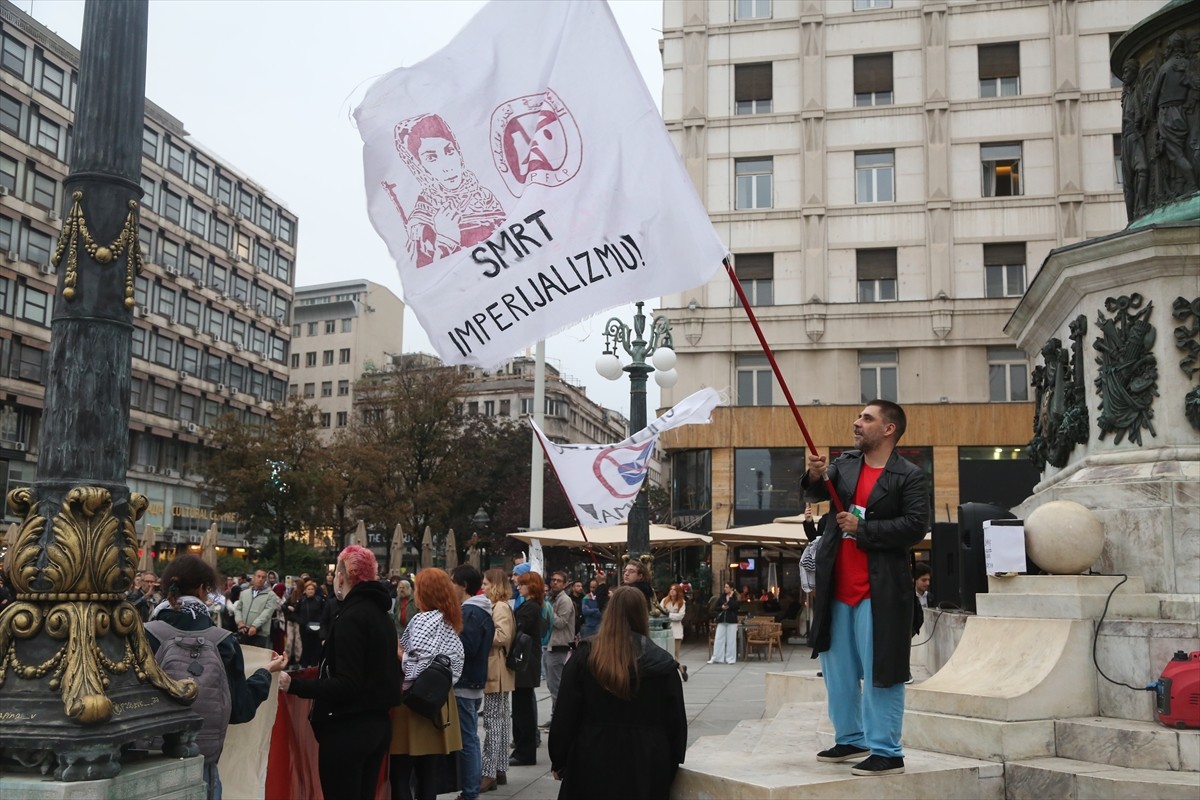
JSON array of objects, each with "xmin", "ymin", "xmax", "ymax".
[
  {"xmin": 1, "ymin": 2, "xmax": 297, "ymax": 555},
  {"xmin": 657, "ymin": 0, "xmax": 1160, "ymax": 546}
]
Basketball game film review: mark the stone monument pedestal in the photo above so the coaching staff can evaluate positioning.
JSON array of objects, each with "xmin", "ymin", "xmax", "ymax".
[{"xmin": 0, "ymin": 755, "xmax": 204, "ymax": 800}]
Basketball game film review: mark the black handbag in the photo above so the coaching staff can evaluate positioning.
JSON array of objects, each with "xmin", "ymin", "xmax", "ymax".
[
  {"xmin": 505, "ymin": 630, "xmax": 533, "ymax": 672},
  {"xmin": 404, "ymin": 653, "xmax": 454, "ymax": 728}
]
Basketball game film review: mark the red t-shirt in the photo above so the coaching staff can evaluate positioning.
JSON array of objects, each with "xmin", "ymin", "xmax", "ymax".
[{"xmin": 833, "ymin": 463, "xmax": 884, "ymax": 606}]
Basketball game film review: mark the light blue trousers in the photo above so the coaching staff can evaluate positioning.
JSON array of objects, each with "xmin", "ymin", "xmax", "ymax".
[{"xmin": 818, "ymin": 598, "xmax": 905, "ymax": 758}]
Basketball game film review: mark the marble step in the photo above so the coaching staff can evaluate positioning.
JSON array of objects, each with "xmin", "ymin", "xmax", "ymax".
[
  {"xmin": 1055, "ymin": 716, "xmax": 1200, "ymax": 772},
  {"xmin": 1006, "ymin": 757, "xmax": 1200, "ymax": 800},
  {"xmin": 675, "ymin": 702, "xmax": 1004, "ymax": 800},
  {"xmin": 764, "ymin": 670, "xmax": 826, "ymax": 717},
  {"xmin": 977, "ymin": 574, "xmax": 1160, "ymax": 620}
]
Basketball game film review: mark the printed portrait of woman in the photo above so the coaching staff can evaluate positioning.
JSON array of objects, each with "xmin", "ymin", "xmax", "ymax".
[{"xmin": 394, "ymin": 113, "xmax": 507, "ymax": 268}]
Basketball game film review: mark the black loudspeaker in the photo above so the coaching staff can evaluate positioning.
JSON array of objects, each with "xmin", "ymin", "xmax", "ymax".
[
  {"xmin": 929, "ymin": 523, "xmax": 960, "ymax": 609},
  {"xmin": 957, "ymin": 502, "xmax": 1015, "ymax": 613}
]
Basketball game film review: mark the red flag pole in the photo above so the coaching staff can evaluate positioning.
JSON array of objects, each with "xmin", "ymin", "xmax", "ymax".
[
  {"xmin": 529, "ymin": 422, "xmax": 603, "ymax": 572},
  {"xmin": 723, "ymin": 257, "xmax": 845, "ymax": 514}
]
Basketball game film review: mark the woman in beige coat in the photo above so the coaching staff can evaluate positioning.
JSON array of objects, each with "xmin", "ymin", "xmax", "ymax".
[{"xmin": 480, "ymin": 568, "xmax": 516, "ymax": 792}]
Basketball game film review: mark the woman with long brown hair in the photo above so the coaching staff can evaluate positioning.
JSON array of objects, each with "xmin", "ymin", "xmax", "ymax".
[
  {"xmin": 480, "ymin": 568, "xmax": 515, "ymax": 791},
  {"xmin": 548, "ymin": 586, "xmax": 687, "ymax": 799},
  {"xmin": 389, "ymin": 568, "xmax": 465, "ymax": 800},
  {"xmin": 508, "ymin": 570, "xmax": 546, "ymax": 766}
]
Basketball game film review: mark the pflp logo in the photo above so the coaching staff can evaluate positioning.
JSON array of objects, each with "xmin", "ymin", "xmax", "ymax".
[
  {"xmin": 489, "ymin": 88, "xmax": 583, "ymax": 197},
  {"xmin": 592, "ymin": 439, "xmax": 655, "ymax": 499}
]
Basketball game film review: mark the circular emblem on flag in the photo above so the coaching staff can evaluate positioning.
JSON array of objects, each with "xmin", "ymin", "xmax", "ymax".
[
  {"xmin": 593, "ymin": 439, "xmax": 655, "ymax": 499},
  {"xmin": 489, "ymin": 88, "xmax": 583, "ymax": 198}
]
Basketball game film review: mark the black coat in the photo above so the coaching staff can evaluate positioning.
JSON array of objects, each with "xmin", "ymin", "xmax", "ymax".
[
  {"xmin": 287, "ymin": 580, "xmax": 402, "ymax": 725},
  {"xmin": 803, "ymin": 448, "xmax": 929, "ymax": 688},
  {"xmin": 513, "ymin": 599, "xmax": 542, "ymax": 689},
  {"xmin": 549, "ymin": 635, "xmax": 686, "ymax": 800}
]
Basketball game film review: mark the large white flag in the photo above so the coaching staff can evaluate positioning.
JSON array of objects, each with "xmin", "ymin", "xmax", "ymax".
[
  {"xmin": 354, "ymin": 1, "xmax": 727, "ymax": 367},
  {"xmin": 531, "ymin": 388, "xmax": 721, "ymax": 527}
]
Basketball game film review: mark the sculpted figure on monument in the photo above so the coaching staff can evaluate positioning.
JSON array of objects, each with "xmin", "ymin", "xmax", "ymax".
[
  {"xmin": 1094, "ymin": 295, "xmax": 1158, "ymax": 447},
  {"xmin": 1172, "ymin": 295, "xmax": 1200, "ymax": 431},
  {"xmin": 1149, "ymin": 32, "xmax": 1198, "ymax": 200},
  {"xmin": 1028, "ymin": 316, "xmax": 1089, "ymax": 471},
  {"xmin": 1120, "ymin": 58, "xmax": 1152, "ymax": 219}
]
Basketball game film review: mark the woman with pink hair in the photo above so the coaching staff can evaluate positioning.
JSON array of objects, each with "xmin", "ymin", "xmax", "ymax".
[{"xmin": 280, "ymin": 546, "xmax": 403, "ymax": 800}]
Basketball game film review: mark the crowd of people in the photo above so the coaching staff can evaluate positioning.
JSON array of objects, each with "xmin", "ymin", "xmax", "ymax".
[{"xmin": 133, "ymin": 399, "xmax": 934, "ymax": 797}]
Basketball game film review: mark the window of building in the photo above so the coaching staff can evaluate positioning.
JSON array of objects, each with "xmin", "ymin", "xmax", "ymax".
[
  {"xmin": 303, "ymin": 383, "xmax": 315, "ymax": 399},
  {"xmin": 1109, "ymin": 33, "xmax": 1123, "ymax": 89},
  {"xmin": 322, "ymin": 349, "xmax": 334, "ymax": 366},
  {"xmin": 734, "ymin": 253, "xmax": 773, "ymax": 306},
  {"xmin": 207, "ymin": 307, "xmax": 225, "ymax": 340},
  {"xmin": 20, "ymin": 285, "xmax": 50, "ymax": 324},
  {"xmin": 163, "ymin": 189, "xmax": 183, "ymax": 224},
  {"xmin": 151, "ymin": 383, "xmax": 172, "ymax": 415},
  {"xmin": 0, "ymin": 154, "xmax": 17, "ymax": 193},
  {"xmin": 988, "ymin": 347, "xmax": 1029, "ymax": 402},
  {"xmin": 853, "ymin": 0, "xmax": 892, "ymax": 9},
  {"xmin": 483, "ymin": 400, "xmax": 495, "ymax": 416},
  {"xmin": 856, "ymin": 248, "xmax": 897, "ymax": 302},
  {"xmin": 734, "ymin": 63, "xmax": 772, "ymax": 115},
  {"xmin": 157, "ymin": 286, "xmax": 177, "ymax": 320},
  {"xmin": 188, "ymin": 204, "xmax": 208, "ymax": 238},
  {"xmin": 258, "ymin": 202, "xmax": 273, "ymax": 232},
  {"xmin": 978, "ymin": 42, "xmax": 1020, "ymax": 97},
  {"xmin": 160, "ymin": 238, "xmax": 180, "ymax": 269},
  {"xmin": 320, "ymin": 412, "xmax": 331, "ymax": 428},
  {"xmin": 0, "ymin": 217, "xmax": 12, "ymax": 253},
  {"xmin": 209, "ymin": 263, "xmax": 227, "ymax": 295},
  {"xmin": 236, "ymin": 188, "xmax": 254, "ymax": 219},
  {"xmin": 292, "ymin": 324, "xmax": 302, "ymax": 337},
  {"xmin": 735, "ymin": 158, "xmax": 773, "ymax": 210},
  {"xmin": 339, "ymin": 348, "xmax": 351, "ymax": 364},
  {"xmin": 984, "ymin": 242, "xmax": 1026, "ymax": 298},
  {"xmin": 140, "ymin": 175, "xmax": 157, "ymax": 211},
  {"xmin": 1113, "ymin": 134, "xmax": 1123, "ymax": 188},
  {"xmin": 152, "ymin": 333, "xmax": 175, "ymax": 367},
  {"xmin": 27, "ymin": 228, "xmax": 53, "ymax": 265},
  {"xmin": 341, "ymin": 318, "xmax": 352, "ymax": 332},
  {"xmin": 278, "ymin": 215, "xmax": 294, "ymax": 244},
  {"xmin": 853, "ymin": 53, "xmax": 893, "ymax": 107},
  {"xmin": 859, "ymin": 350, "xmax": 898, "ymax": 402},
  {"xmin": 321, "ymin": 381, "xmax": 332, "ymax": 397},
  {"xmin": 232, "ymin": 273, "xmax": 249, "ymax": 301},
  {"xmin": 212, "ymin": 219, "xmax": 230, "ymax": 250},
  {"xmin": 334, "ymin": 411, "xmax": 347, "ymax": 427},
  {"xmin": 192, "ymin": 159, "xmax": 210, "ymax": 192},
  {"xmin": 31, "ymin": 171, "xmax": 56, "ymax": 210},
  {"xmin": 519, "ymin": 398, "xmax": 534, "ymax": 415},
  {"xmin": 306, "ymin": 321, "xmax": 318, "ymax": 336},
  {"xmin": 736, "ymin": 353, "xmax": 773, "ymax": 406},
  {"xmin": 182, "ymin": 296, "xmax": 201, "ymax": 329},
  {"xmin": 305, "ymin": 351, "xmax": 316, "ymax": 367},
  {"xmin": 166, "ymin": 143, "xmax": 185, "ymax": 175},
  {"xmin": 324, "ymin": 319, "xmax": 336, "ymax": 334},
  {"xmin": 735, "ymin": 0, "xmax": 771, "ymax": 20},
  {"xmin": 142, "ymin": 127, "xmax": 158, "ymax": 160},
  {"xmin": 0, "ymin": 92, "xmax": 19, "ymax": 135},
  {"xmin": 734, "ymin": 448, "xmax": 803, "ymax": 526},
  {"xmin": 39, "ymin": 61, "xmax": 65, "ymax": 102},
  {"xmin": 290, "ymin": 353, "xmax": 299, "ymax": 369},
  {"xmin": 215, "ymin": 175, "xmax": 232, "ymax": 206},
  {"xmin": 276, "ymin": 255, "xmax": 292, "ymax": 284},
  {"xmin": 337, "ymin": 379, "xmax": 349, "ymax": 396},
  {"xmin": 855, "ymin": 150, "xmax": 894, "ymax": 203},
  {"xmin": 981, "ymin": 142, "xmax": 1022, "ymax": 197},
  {"xmin": 185, "ymin": 249, "xmax": 204, "ymax": 281},
  {"xmin": 499, "ymin": 398, "xmax": 511, "ymax": 416},
  {"xmin": 1, "ymin": 35, "xmax": 26, "ymax": 78},
  {"xmin": 671, "ymin": 449, "xmax": 711, "ymax": 521}
]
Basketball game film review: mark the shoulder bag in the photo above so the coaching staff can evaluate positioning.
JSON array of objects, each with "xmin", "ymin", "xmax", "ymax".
[
  {"xmin": 404, "ymin": 653, "xmax": 454, "ymax": 728},
  {"xmin": 505, "ymin": 630, "xmax": 534, "ymax": 672}
]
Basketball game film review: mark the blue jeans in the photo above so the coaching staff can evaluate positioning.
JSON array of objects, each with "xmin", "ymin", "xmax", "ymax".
[
  {"xmin": 456, "ymin": 695, "xmax": 483, "ymax": 799},
  {"xmin": 818, "ymin": 598, "xmax": 906, "ymax": 758},
  {"xmin": 203, "ymin": 762, "xmax": 222, "ymax": 800}
]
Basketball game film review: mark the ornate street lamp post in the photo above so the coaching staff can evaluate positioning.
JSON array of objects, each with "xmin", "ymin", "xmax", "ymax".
[{"xmin": 595, "ymin": 302, "xmax": 677, "ymax": 559}]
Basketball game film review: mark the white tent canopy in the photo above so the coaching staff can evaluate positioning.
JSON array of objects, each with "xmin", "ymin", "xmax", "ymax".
[{"xmin": 508, "ymin": 523, "xmax": 710, "ymax": 559}]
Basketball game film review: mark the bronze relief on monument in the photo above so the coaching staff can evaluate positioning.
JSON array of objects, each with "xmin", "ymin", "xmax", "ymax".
[
  {"xmin": 1172, "ymin": 295, "xmax": 1200, "ymax": 430},
  {"xmin": 1029, "ymin": 314, "xmax": 1089, "ymax": 471},
  {"xmin": 1094, "ymin": 294, "xmax": 1158, "ymax": 446}
]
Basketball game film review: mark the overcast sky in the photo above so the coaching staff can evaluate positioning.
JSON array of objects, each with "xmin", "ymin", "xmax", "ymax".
[{"xmin": 16, "ymin": 0, "xmax": 667, "ymax": 418}]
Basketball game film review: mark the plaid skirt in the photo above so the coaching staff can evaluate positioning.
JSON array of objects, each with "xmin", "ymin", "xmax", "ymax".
[{"xmin": 389, "ymin": 689, "xmax": 462, "ymax": 756}]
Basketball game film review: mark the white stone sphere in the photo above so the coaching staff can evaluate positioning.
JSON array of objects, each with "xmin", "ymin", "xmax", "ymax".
[{"xmin": 1024, "ymin": 500, "xmax": 1105, "ymax": 574}]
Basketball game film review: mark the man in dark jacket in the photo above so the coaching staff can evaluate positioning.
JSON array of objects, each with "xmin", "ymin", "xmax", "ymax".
[
  {"xmin": 802, "ymin": 400, "xmax": 929, "ymax": 777},
  {"xmin": 452, "ymin": 565, "xmax": 496, "ymax": 800},
  {"xmin": 280, "ymin": 546, "xmax": 402, "ymax": 800}
]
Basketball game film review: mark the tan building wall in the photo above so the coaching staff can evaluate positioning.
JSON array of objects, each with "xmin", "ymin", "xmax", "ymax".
[
  {"xmin": 656, "ymin": 0, "xmax": 1161, "ymax": 529},
  {"xmin": 290, "ymin": 279, "xmax": 405, "ymax": 440}
]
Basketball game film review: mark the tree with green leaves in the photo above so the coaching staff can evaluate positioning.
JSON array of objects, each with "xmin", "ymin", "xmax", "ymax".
[{"xmin": 202, "ymin": 398, "xmax": 342, "ymax": 573}]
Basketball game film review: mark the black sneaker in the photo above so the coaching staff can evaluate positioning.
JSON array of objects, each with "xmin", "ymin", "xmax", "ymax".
[
  {"xmin": 850, "ymin": 755, "xmax": 905, "ymax": 776},
  {"xmin": 816, "ymin": 744, "xmax": 870, "ymax": 763}
]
